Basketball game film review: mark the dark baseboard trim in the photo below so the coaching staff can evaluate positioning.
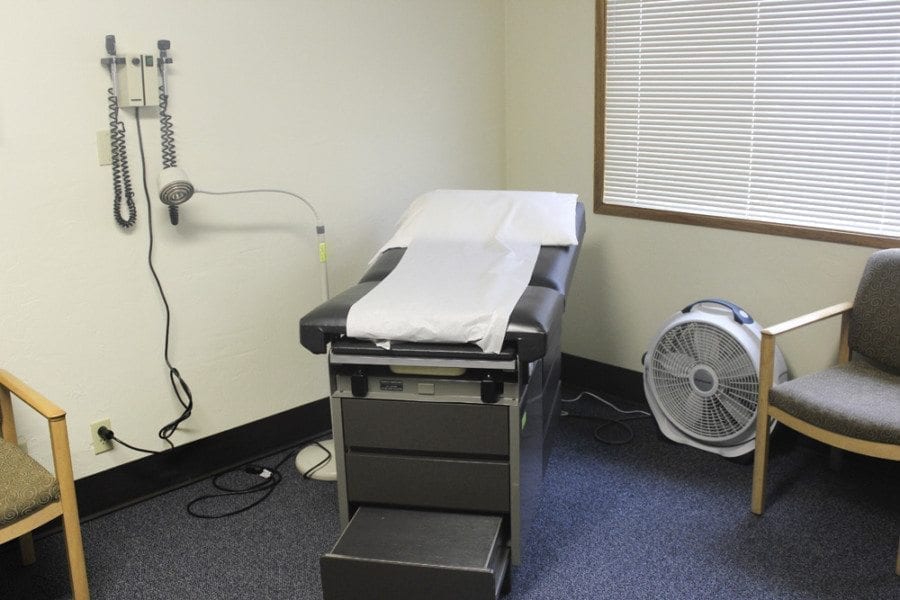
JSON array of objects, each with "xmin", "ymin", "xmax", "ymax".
[
  {"xmin": 73, "ymin": 397, "xmax": 332, "ymax": 522},
  {"xmin": 28, "ymin": 357, "xmax": 646, "ymax": 532},
  {"xmin": 559, "ymin": 354, "xmax": 898, "ymax": 478},
  {"xmin": 72, "ymin": 355, "xmax": 639, "ymax": 519},
  {"xmin": 561, "ymin": 353, "xmax": 646, "ymax": 406},
  {"xmin": 70, "ymin": 356, "xmax": 638, "ymax": 522}
]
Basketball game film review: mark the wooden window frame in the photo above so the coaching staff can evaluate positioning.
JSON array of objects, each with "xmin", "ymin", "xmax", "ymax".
[{"xmin": 593, "ymin": 0, "xmax": 899, "ymax": 249}]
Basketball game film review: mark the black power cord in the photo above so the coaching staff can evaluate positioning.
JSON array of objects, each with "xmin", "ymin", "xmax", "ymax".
[
  {"xmin": 298, "ymin": 440, "xmax": 333, "ymax": 480},
  {"xmin": 134, "ymin": 107, "xmax": 195, "ymax": 449},
  {"xmin": 186, "ymin": 438, "xmax": 333, "ymax": 519},
  {"xmin": 104, "ymin": 107, "xmax": 194, "ymax": 455},
  {"xmin": 97, "ymin": 425, "xmax": 160, "ymax": 455}
]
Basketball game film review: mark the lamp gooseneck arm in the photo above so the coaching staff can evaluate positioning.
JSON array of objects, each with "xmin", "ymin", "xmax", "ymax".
[{"xmin": 192, "ymin": 188, "xmax": 329, "ymax": 301}]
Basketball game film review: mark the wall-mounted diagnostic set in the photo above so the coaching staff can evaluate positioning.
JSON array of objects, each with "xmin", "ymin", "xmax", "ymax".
[
  {"xmin": 101, "ymin": 35, "xmax": 189, "ymax": 228},
  {"xmin": 98, "ymin": 35, "xmax": 329, "ymax": 458},
  {"xmin": 114, "ymin": 52, "xmax": 159, "ymax": 108},
  {"xmin": 99, "ymin": 35, "xmax": 194, "ymax": 452}
]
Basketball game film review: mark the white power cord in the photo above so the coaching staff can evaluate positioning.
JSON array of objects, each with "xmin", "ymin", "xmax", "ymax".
[
  {"xmin": 560, "ymin": 390, "xmax": 652, "ymax": 445},
  {"xmin": 561, "ymin": 390, "xmax": 651, "ymax": 416}
]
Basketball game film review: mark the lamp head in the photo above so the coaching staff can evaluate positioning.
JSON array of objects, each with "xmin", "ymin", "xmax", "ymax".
[{"xmin": 158, "ymin": 166, "xmax": 194, "ymax": 207}]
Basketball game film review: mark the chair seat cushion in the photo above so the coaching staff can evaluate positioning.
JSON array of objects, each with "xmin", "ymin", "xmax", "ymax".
[
  {"xmin": 770, "ymin": 357, "xmax": 900, "ymax": 445},
  {"xmin": 0, "ymin": 439, "xmax": 60, "ymax": 527}
]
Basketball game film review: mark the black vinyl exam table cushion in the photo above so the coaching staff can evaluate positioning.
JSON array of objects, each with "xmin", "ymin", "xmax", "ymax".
[{"xmin": 299, "ymin": 202, "xmax": 585, "ymax": 362}]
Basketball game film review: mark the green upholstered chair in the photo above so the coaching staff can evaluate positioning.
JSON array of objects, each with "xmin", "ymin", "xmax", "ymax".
[
  {"xmin": 750, "ymin": 248, "xmax": 900, "ymax": 576},
  {"xmin": 0, "ymin": 369, "xmax": 89, "ymax": 598}
]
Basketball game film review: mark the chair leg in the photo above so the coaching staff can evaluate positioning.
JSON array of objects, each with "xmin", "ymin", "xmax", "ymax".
[
  {"xmin": 19, "ymin": 532, "xmax": 36, "ymax": 565},
  {"xmin": 751, "ymin": 412, "xmax": 771, "ymax": 515},
  {"xmin": 60, "ymin": 507, "xmax": 89, "ymax": 600},
  {"xmin": 48, "ymin": 418, "xmax": 89, "ymax": 599}
]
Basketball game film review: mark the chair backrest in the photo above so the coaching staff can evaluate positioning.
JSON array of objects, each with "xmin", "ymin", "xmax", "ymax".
[{"xmin": 848, "ymin": 248, "xmax": 900, "ymax": 371}]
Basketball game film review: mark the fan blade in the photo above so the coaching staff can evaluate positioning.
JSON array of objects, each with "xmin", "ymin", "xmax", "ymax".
[
  {"xmin": 691, "ymin": 323, "xmax": 722, "ymax": 362},
  {"xmin": 716, "ymin": 353, "xmax": 757, "ymax": 381},
  {"xmin": 679, "ymin": 390, "xmax": 709, "ymax": 432},
  {"xmin": 714, "ymin": 388, "xmax": 755, "ymax": 427},
  {"xmin": 654, "ymin": 351, "xmax": 694, "ymax": 378},
  {"xmin": 671, "ymin": 323, "xmax": 701, "ymax": 361}
]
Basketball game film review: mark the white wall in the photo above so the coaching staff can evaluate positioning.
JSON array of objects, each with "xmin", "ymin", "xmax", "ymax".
[
  {"xmin": 504, "ymin": 0, "xmax": 876, "ymax": 378},
  {"xmin": 4, "ymin": 0, "xmax": 880, "ymax": 481},
  {"xmin": 0, "ymin": 0, "xmax": 506, "ymax": 478}
]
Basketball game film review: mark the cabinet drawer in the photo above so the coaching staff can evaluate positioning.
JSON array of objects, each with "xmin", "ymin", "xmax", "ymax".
[
  {"xmin": 345, "ymin": 452, "xmax": 510, "ymax": 513},
  {"xmin": 341, "ymin": 398, "xmax": 509, "ymax": 457}
]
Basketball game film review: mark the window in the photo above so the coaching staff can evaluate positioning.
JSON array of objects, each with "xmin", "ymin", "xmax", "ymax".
[{"xmin": 595, "ymin": 0, "xmax": 900, "ymax": 248}]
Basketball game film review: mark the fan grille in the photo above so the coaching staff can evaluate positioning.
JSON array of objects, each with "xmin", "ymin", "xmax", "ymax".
[{"xmin": 648, "ymin": 320, "xmax": 759, "ymax": 443}]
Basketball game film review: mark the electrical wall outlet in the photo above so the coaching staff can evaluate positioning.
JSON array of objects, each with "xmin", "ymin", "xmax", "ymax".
[{"xmin": 90, "ymin": 419, "xmax": 113, "ymax": 454}]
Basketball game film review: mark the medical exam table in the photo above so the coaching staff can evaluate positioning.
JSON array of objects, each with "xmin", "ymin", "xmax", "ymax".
[{"xmin": 299, "ymin": 199, "xmax": 585, "ymax": 600}]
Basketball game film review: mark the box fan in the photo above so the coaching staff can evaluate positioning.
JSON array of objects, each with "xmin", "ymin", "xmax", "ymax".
[{"xmin": 643, "ymin": 299, "xmax": 788, "ymax": 458}]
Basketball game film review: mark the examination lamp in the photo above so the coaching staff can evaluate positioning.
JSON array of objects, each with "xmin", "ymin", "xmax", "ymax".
[
  {"xmin": 156, "ymin": 167, "xmax": 331, "ymax": 301},
  {"xmin": 159, "ymin": 168, "xmax": 334, "ymax": 479},
  {"xmin": 158, "ymin": 166, "xmax": 195, "ymax": 224}
]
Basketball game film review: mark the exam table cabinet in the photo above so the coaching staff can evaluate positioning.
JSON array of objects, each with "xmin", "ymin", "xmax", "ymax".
[{"xmin": 301, "ymin": 203, "xmax": 585, "ymax": 600}]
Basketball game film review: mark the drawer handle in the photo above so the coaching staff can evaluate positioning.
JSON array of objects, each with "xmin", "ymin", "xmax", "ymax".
[
  {"xmin": 480, "ymin": 374, "xmax": 501, "ymax": 404},
  {"xmin": 351, "ymin": 369, "xmax": 368, "ymax": 397}
]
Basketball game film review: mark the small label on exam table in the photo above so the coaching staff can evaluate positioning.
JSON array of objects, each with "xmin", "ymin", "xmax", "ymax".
[{"xmin": 379, "ymin": 379, "xmax": 404, "ymax": 392}]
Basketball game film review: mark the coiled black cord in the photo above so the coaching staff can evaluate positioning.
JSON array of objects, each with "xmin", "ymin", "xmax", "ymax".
[
  {"xmin": 108, "ymin": 88, "xmax": 136, "ymax": 229},
  {"xmin": 158, "ymin": 86, "xmax": 180, "ymax": 225},
  {"xmin": 159, "ymin": 89, "xmax": 177, "ymax": 168},
  {"xmin": 186, "ymin": 443, "xmax": 313, "ymax": 519}
]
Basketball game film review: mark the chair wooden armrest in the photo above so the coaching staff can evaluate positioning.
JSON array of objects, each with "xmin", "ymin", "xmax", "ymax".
[
  {"xmin": 762, "ymin": 301, "xmax": 854, "ymax": 337},
  {"xmin": 0, "ymin": 369, "xmax": 66, "ymax": 424},
  {"xmin": 759, "ymin": 301, "xmax": 854, "ymax": 392},
  {"xmin": 0, "ymin": 370, "xmax": 75, "ymax": 512}
]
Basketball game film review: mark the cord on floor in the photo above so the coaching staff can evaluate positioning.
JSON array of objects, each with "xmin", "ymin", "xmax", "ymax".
[
  {"xmin": 560, "ymin": 390, "xmax": 652, "ymax": 445},
  {"xmin": 185, "ymin": 436, "xmax": 332, "ymax": 519}
]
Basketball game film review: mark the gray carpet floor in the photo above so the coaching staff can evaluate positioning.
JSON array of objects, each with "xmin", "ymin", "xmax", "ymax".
[{"xmin": 2, "ymin": 394, "xmax": 898, "ymax": 599}]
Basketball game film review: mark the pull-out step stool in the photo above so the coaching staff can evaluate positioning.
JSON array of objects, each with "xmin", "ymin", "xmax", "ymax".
[{"xmin": 321, "ymin": 507, "xmax": 510, "ymax": 600}]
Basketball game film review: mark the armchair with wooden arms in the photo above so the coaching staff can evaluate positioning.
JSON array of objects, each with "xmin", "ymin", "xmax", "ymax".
[
  {"xmin": 750, "ymin": 248, "xmax": 900, "ymax": 575},
  {"xmin": 0, "ymin": 369, "xmax": 89, "ymax": 598}
]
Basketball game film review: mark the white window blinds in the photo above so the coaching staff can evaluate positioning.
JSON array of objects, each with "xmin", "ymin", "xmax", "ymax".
[{"xmin": 603, "ymin": 0, "xmax": 900, "ymax": 238}]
